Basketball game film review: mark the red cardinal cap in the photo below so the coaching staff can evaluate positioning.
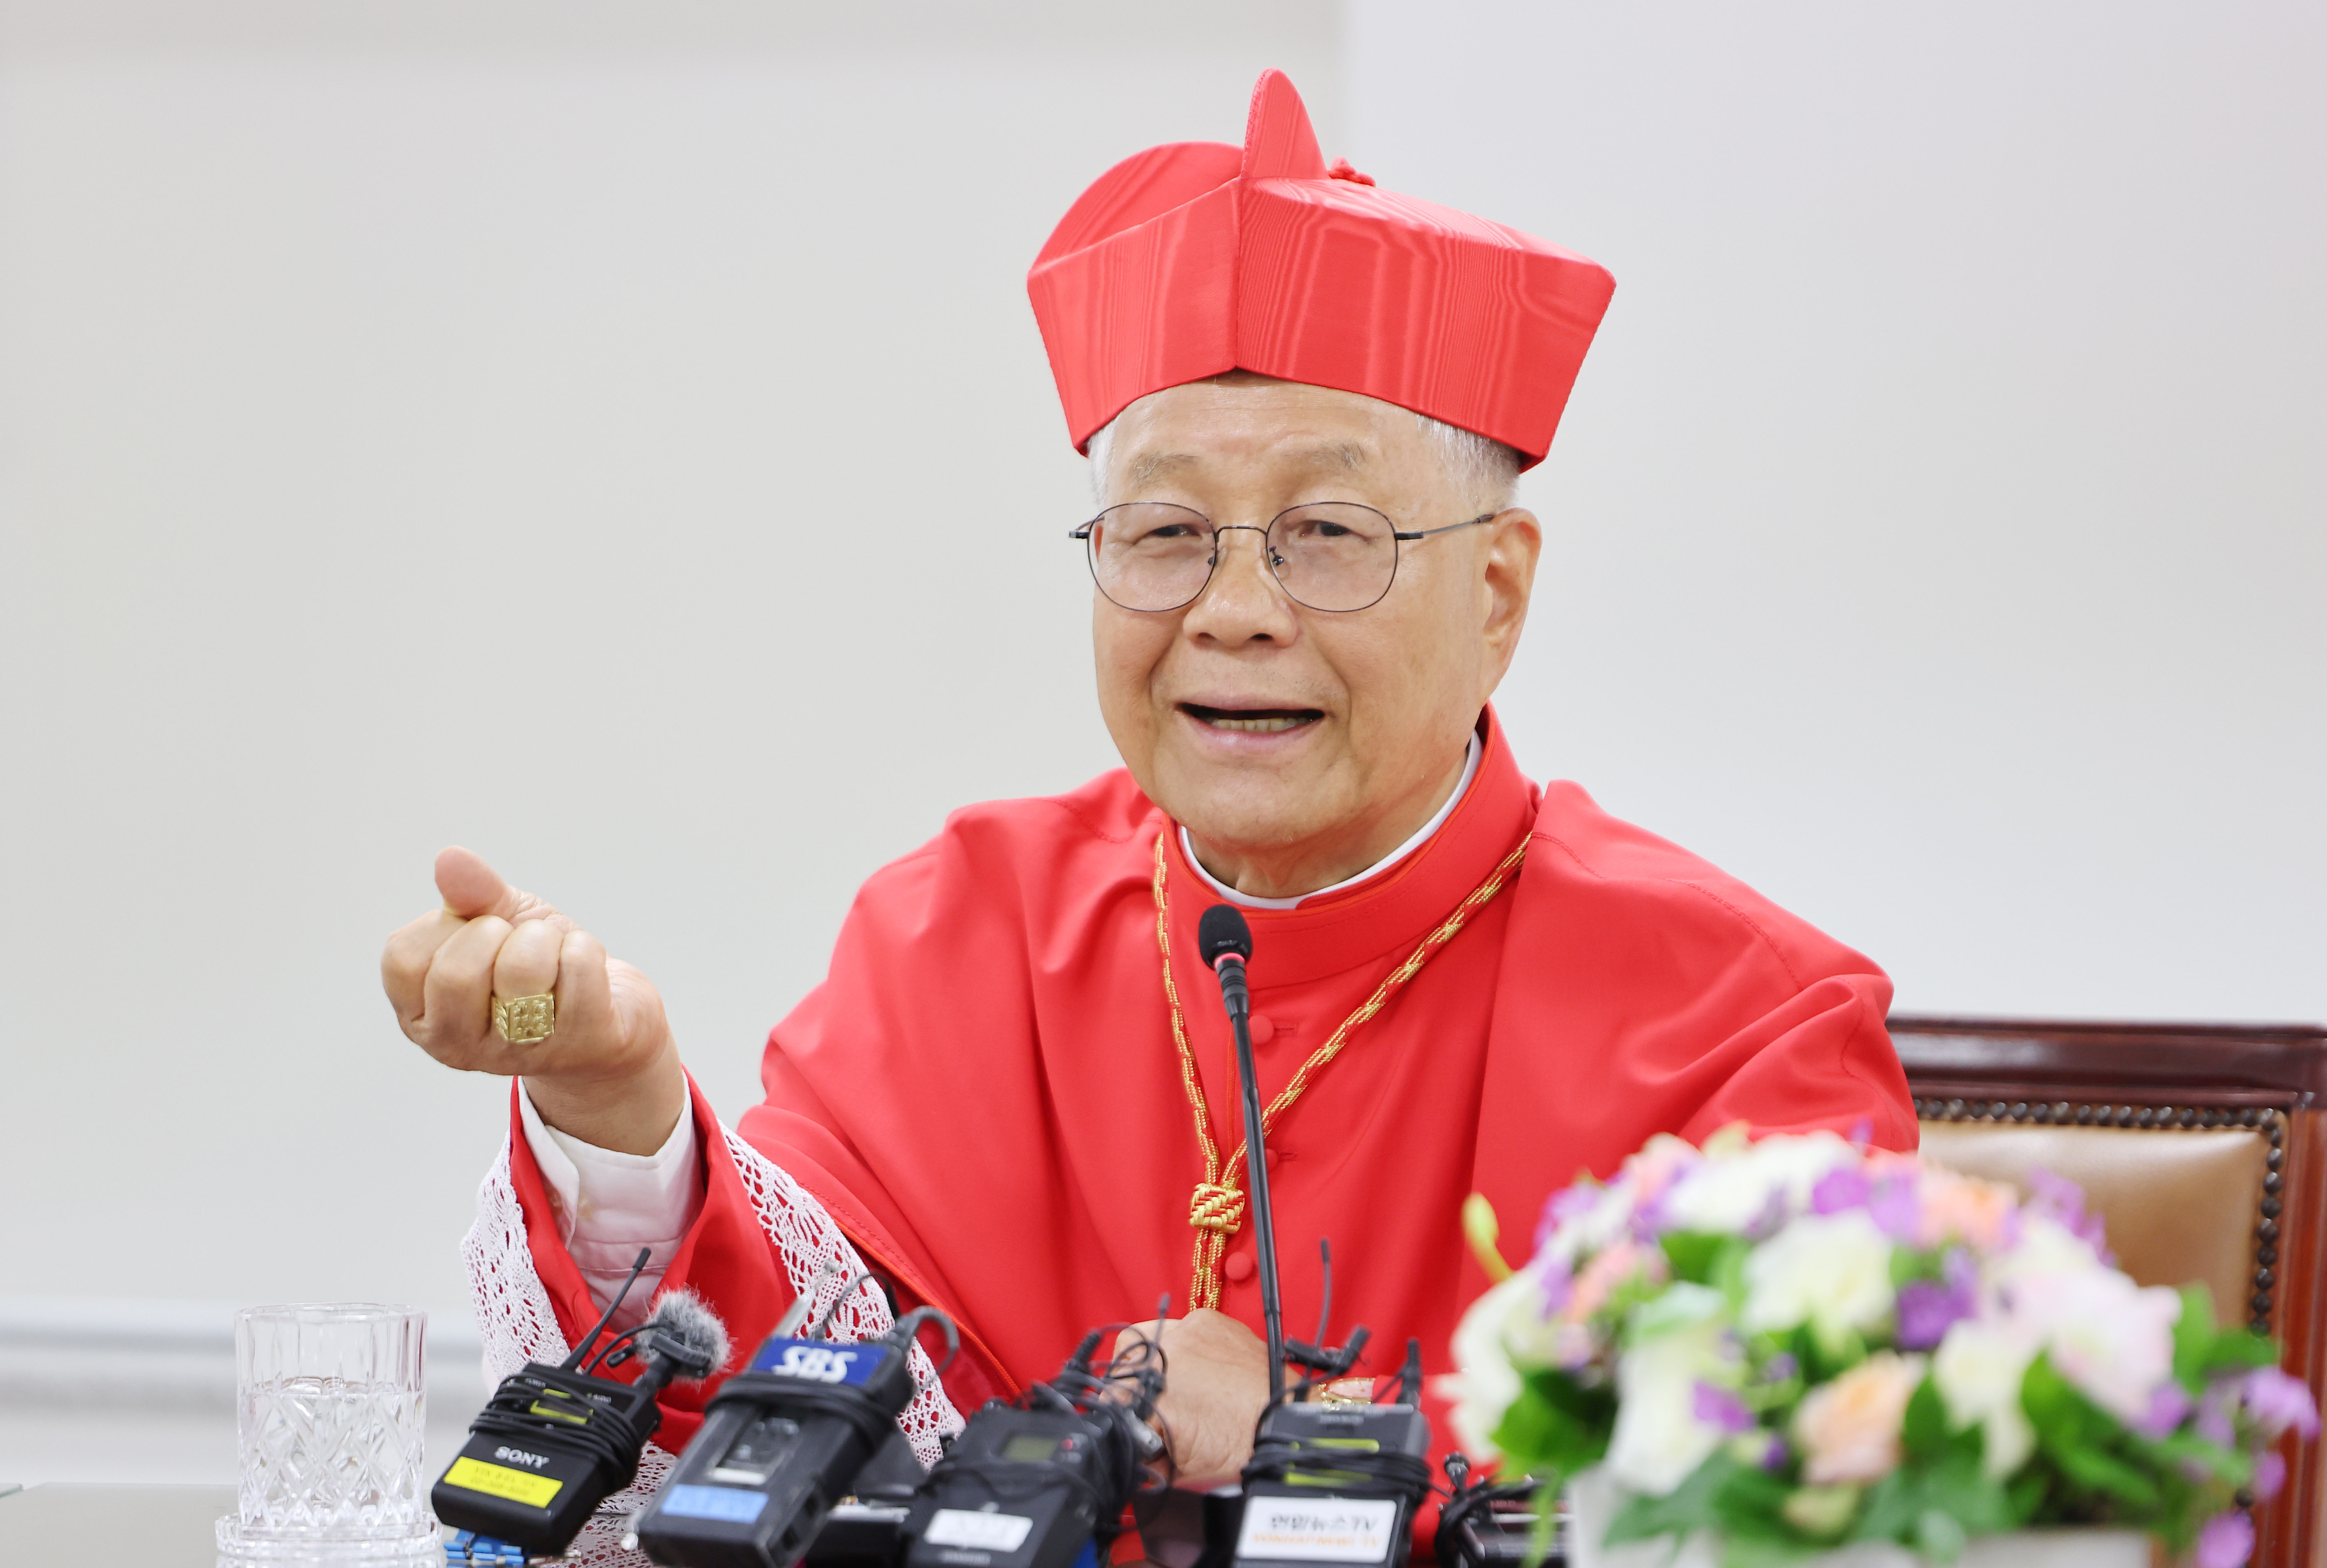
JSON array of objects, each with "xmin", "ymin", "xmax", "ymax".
[{"xmin": 1027, "ymin": 69, "xmax": 1615, "ymax": 471}]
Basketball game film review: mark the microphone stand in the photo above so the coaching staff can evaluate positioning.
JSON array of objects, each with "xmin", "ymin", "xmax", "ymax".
[{"xmin": 1218, "ymin": 953, "xmax": 1286, "ymax": 1406}]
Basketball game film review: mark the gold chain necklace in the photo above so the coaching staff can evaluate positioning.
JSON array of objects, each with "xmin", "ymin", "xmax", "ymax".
[{"xmin": 1150, "ymin": 826, "xmax": 1532, "ymax": 1309}]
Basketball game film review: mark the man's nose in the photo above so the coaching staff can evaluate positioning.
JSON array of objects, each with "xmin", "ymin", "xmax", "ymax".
[{"xmin": 1184, "ymin": 526, "xmax": 1296, "ymax": 640}]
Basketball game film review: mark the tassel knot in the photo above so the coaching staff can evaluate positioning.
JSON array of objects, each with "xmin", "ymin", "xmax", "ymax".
[{"xmin": 1189, "ymin": 1182, "xmax": 1248, "ymax": 1234}]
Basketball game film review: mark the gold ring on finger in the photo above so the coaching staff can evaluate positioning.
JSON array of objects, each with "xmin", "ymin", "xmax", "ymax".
[{"xmin": 492, "ymin": 992, "xmax": 556, "ymax": 1045}]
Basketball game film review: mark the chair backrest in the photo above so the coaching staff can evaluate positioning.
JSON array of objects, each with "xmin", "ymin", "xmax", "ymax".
[{"xmin": 1892, "ymin": 1015, "xmax": 2327, "ymax": 1568}]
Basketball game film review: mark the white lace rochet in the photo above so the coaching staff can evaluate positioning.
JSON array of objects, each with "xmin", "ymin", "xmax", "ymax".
[{"xmin": 461, "ymin": 1124, "xmax": 965, "ymax": 1543}]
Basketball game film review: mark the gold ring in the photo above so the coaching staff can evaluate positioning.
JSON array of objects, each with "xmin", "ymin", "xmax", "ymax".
[{"xmin": 492, "ymin": 992, "xmax": 556, "ymax": 1045}]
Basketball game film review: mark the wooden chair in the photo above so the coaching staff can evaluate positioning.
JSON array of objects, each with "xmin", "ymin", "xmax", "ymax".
[{"xmin": 1892, "ymin": 1015, "xmax": 2327, "ymax": 1568}]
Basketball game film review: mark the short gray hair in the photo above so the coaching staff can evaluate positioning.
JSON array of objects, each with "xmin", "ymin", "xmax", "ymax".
[{"xmin": 1087, "ymin": 401, "xmax": 1520, "ymax": 514}]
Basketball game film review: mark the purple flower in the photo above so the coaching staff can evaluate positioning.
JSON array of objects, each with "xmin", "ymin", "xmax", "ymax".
[
  {"xmin": 2133, "ymin": 1381, "xmax": 2193, "ymax": 1439},
  {"xmin": 1692, "ymin": 1381, "xmax": 1756, "ymax": 1435},
  {"xmin": 1534, "ymin": 1254, "xmax": 1574, "ymax": 1318},
  {"xmin": 2195, "ymin": 1510, "xmax": 2254, "ymax": 1568},
  {"xmin": 2241, "ymin": 1367, "xmax": 2321, "ymax": 1441},
  {"xmin": 1539, "ymin": 1183, "xmax": 1603, "ymax": 1254},
  {"xmin": 1763, "ymin": 1352, "xmax": 1799, "ymax": 1382},
  {"xmin": 1811, "ymin": 1167, "xmax": 1871, "ymax": 1216},
  {"xmin": 1867, "ymin": 1177, "xmax": 1920, "ymax": 1243},
  {"xmin": 2026, "ymin": 1167, "xmax": 2113, "ymax": 1262},
  {"xmin": 1755, "ymin": 1431, "xmax": 1789, "ymax": 1471},
  {"xmin": 1895, "ymin": 1249, "xmax": 1978, "ymax": 1351},
  {"xmin": 2254, "ymin": 1449, "xmax": 2287, "ymax": 1501},
  {"xmin": 2197, "ymin": 1382, "xmax": 2238, "ymax": 1446}
]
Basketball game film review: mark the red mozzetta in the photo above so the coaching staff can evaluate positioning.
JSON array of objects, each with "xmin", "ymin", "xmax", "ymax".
[{"xmin": 502, "ymin": 710, "xmax": 1915, "ymax": 1450}]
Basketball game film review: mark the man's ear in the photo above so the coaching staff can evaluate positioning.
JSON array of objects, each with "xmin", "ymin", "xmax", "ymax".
[{"xmin": 1478, "ymin": 507, "xmax": 1541, "ymax": 677}]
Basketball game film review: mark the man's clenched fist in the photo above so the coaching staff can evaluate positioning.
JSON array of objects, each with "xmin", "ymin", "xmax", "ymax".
[
  {"xmin": 1112, "ymin": 1308, "xmax": 1272, "ymax": 1491},
  {"xmin": 381, "ymin": 847, "xmax": 685, "ymax": 1153}
]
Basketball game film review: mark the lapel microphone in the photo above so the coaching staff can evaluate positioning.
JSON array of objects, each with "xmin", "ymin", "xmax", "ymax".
[
  {"xmin": 435, "ymin": 1250, "xmax": 731, "ymax": 1557},
  {"xmin": 1195, "ymin": 903, "xmax": 1283, "ymax": 1403}
]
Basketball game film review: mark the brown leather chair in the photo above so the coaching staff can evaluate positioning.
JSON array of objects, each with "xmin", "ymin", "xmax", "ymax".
[{"xmin": 1893, "ymin": 1016, "xmax": 2327, "ymax": 1568}]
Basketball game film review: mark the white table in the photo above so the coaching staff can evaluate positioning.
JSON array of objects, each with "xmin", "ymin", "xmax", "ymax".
[{"xmin": 0, "ymin": 1483, "xmax": 237, "ymax": 1565}]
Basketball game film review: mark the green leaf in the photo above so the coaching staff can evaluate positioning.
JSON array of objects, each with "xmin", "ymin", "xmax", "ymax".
[
  {"xmin": 1848, "ymin": 1449, "xmax": 2012, "ymax": 1553},
  {"xmin": 2021, "ymin": 1356, "xmax": 2107, "ymax": 1451},
  {"xmin": 2172, "ymin": 1283, "xmax": 2216, "ymax": 1393},
  {"xmin": 1662, "ymin": 1230, "xmax": 1728, "ymax": 1284},
  {"xmin": 1811, "ymin": 1325, "xmax": 1869, "ymax": 1377},
  {"xmin": 1922, "ymin": 1454, "xmax": 2015, "ymax": 1535},
  {"xmin": 1775, "ymin": 1483, "xmax": 1859, "ymax": 1540},
  {"xmin": 2203, "ymin": 1327, "xmax": 2280, "ymax": 1374},
  {"xmin": 1848, "ymin": 1471, "xmax": 1919, "ymax": 1544},
  {"xmin": 1708, "ymin": 1236, "xmax": 1750, "ymax": 1307},
  {"xmin": 1490, "ymin": 1370, "xmax": 1614, "ymax": 1485},
  {"xmin": 1915, "ymin": 1507, "xmax": 1967, "ymax": 1565},
  {"xmin": 1944, "ymin": 1409, "xmax": 1986, "ymax": 1466},
  {"xmin": 2051, "ymin": 1443, "xmax": 2161, "ymax": 1511},
  {"xmin": 1890, "ymin": 1247, "xmax": 1945, "ymax": 1289},
  {"xmin": 1713, "ymin": 1464, "xmax": 1814, "ymax": 1555},
  {"xmin": 2137, "ymin": 1431, "xmax": 2250, "ymax": 1487},
  {"xmin": 1902, "ymin": 1375, "xmax": 1949, "ymax": 1464},
  {"xmin": 1661, "ymin": 1232, "xmax": 1752, "ymax": 1304},
  {"xmin": 1604, "ymin": 1452, "xmax": 1739, "ymax": 1546},
  {"xmin": 1719, "ymin": 1537, "xmax": 1823, "ymax": 1568}
]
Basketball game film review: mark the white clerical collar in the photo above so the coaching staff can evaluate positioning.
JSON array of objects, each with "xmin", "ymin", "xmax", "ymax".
[{"xmin": 1181, "ymin": 730, "xmax": 1483, "ymax": 911}]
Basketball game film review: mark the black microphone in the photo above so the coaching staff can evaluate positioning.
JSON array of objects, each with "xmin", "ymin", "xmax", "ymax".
[
  {"xmin": 1196, "ymin": 903, "xmax": 1283, "ymax": 1404},
  {"xmin": 634, "ymin": 1289, "xmax": 960, "ymax": 1568},
  {"xmin": 1197, "ymin": 903, "xmax": 1254, "ymax": 1021},
  {"xmin": 436, "ymin": 1266, "xmax": 732, "ymax": 1557},
  {"xmin": 898, "ymin": 1324, "xmax": 1167, "ymax": 1568},
  {"xmin": 1194, "ymin": 909, "xmax": 1435, "ymax": 1568}
]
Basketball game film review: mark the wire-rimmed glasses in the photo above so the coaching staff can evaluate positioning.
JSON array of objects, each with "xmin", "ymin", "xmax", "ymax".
[{"xmin": 1069, "ymin": 501, "xmax": 1494, "ymax": 614}]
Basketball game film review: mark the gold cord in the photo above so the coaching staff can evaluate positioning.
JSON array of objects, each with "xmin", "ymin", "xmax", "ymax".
[{"xmin": 1151, "ymin": 826, "xmax": 1532, "ymax": 1309}]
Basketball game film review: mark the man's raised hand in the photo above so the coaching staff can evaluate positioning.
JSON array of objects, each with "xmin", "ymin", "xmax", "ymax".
[{"xmin": 381, "ymin": 847, "xmax": 686, "ymax": 1154}]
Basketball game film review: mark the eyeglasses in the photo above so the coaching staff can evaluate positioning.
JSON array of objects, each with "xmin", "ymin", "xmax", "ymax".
[{"xmin": 1069, "ymin": 502, "xmax": 1494, "ymax": 614}]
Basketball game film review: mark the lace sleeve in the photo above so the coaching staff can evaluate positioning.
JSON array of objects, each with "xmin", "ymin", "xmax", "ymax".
[
  {"xmin": 721, "ymin": 1127, "xmax": 966, "ymax": 1465},
  {"xmin": 460, "ymin": 1124, "xmax": 965, "ymax": 1488}
]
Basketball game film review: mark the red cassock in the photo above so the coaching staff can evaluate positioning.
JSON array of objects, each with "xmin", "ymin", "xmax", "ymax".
[{"xmin": 503, "ymin": 710, "xmax": 1916, "ymax": 1461}]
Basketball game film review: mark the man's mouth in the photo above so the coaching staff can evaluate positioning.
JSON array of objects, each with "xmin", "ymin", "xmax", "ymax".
[{"xmin": 1179, "ymin": 704, "xmax": 1324, "ymax": 735}]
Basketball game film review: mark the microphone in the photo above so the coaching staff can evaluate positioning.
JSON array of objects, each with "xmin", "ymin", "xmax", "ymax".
[
  {"xmin": 1196, "ymin": 903, "xmax": 1284, "ymax": 1405},
  {"xmin": 634, "ymin": 1292, "xmax": 735, "ymax": 1388},
  {"xmin": 1189, "ymin": 911, "xmax": 1435, "ymax": 1568},
  {"xmin": 634, "ymin": 1284, "xmax": 960, "ymax": 1568},
  {"xmin": 435, "ymin": 1260, "xmax": 731, "ymax": 1558},
  {"xmin": 898, "ymin": 1323, "xmax": 1168, "ymax": 1568},
  {"xmin": 1197, "ymin": 903, "xmax": 1254, "ymax": 1021}
]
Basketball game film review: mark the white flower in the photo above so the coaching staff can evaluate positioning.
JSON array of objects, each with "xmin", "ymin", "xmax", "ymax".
[
  {"xmin": 1933, "ymin": 1318, "xmax": 2038, "ymax": 1478},
  {"xmin": 1439, "ymin": 1270, "xmax": 1545, "ymax": 1459},
  {"xmin": 1604, "ymin": 1284, "xmax": 1737, "ymax": 1497},
  {"xmin": 1740, "ymin": 1210, "xmax": 1896, "ymax": 1344},
  {"xmin": 1987, "ymin": 1213, "xmax": 2104, "ymax": 1291},
  {"xmin": 2010, "ymin": 1265, "xmax": 2182, "ymax": 1427},
  {"xmin": 1660, "ymin": 1131, "xmax": 1859, "ymax": 1236},
  {"xmin": 1543, "ymin": 1179, "xmax": 1638, "ymax": 1267}
]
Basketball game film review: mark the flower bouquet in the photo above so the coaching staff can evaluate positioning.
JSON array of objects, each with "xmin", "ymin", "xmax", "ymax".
[{"xmin": 1443, "ymin": 1127, "xmax": 2318, "ymax": 1567}]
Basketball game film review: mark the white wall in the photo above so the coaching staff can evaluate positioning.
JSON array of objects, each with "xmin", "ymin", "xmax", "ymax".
[
  {"xmin": 1, "ymin": 0, "xmax": 2319, "ymax": 1483},
  {"xmin": 1349, "ymin": 0, "xmax": 2324, "ymax": 1023},
  {"xmin": 0, "ymin": 0, "xmax": 1339, "ymax": 1481}
]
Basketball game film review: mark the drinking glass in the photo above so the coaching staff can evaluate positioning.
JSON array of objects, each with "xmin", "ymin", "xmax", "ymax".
[{"xmin": 215, "ymin": 1303, "xmax": 440, "ymax": 1563}]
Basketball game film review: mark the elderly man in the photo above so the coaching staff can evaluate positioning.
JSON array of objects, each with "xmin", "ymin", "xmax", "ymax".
[{"xmin": 383, "ymin": 72, "xmax": 1914, "ymax": 1495}]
